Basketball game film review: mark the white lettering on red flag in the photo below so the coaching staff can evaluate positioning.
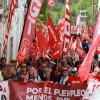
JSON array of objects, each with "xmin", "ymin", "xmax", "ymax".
[
  {"xmin": 17, "ymin": 0, "xmax": 44, "ymax": 64},
  {"xmin": 63, "ymin": 0, "xmax": 71, "ymax": 55}
]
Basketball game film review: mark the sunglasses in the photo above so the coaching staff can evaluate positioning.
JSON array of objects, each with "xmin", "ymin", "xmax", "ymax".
[
  {"xmin": 62, "ymin": 70, "xmax": 68, "ymax": 72},
  {"xmin": 42, "ymin": 66, "xmax": 47, "ymax": 68}
]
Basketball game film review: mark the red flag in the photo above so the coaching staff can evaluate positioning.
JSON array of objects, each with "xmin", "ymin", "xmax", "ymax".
[
  {"xmin": 79, "ymin": 10, "xmax": 100, "ymax": 82},
  {"xmin": 63, "ymin": 0, "xmax": 71, "ymax": 55},
  {"xmin": 36, "ymin": 24, "xmax": 48, "ymax": 50},
  {"xmin": 48, "ymin": 15, "xmax": 62, "ymax": 60},
  {"xmin": 96, "ymin": 44, "xmax": 100, "ymax": 54},
  {"xmin": 48, "ymin": 14, "xmax": 60, "ymax": 43},
  {"xmin": 76, "ymin": 42, "xmax": 86, "ymax": 59},
  {"xmin": 75, "ymin": 37, "xmax": 86, "ymax": 58},
  {"xmin": 69, "ymin": 36, "xmax": 74, "ymax": 49},
  {"xmin": 17, "ymin": 0, "xmax": 44, "ymax": 64},
  {"xmin": 3, "ymin": 0, "xmax": 18, "ymax": 53},
  {"xmin": 81, "ymin": 30, "xmax": 92, "ymax": 43},
  {"xmin": 36, "ymin": 23, "xmax": 49, "ymax": 58},
  {"xmin": 88, "ymin": 25, "xmax": 95, "ymax": 34}
]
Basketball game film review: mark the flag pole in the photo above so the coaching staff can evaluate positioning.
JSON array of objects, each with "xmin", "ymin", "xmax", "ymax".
[{"xmin": 92, "ymin": 0, "xmax": 94, "ymax": 25}]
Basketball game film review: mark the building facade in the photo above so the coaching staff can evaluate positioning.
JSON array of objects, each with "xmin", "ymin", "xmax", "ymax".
[{"xmin": 0, "ymin": 0, "xmax": 27, "ymax": 62}]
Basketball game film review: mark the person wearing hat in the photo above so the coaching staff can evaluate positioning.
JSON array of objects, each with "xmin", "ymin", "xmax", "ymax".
[{"xmin": 66, "ymin": 67, "xmax": 82, "ymax": 86}]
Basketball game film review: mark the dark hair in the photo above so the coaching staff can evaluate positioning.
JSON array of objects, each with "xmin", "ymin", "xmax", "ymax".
[
  {"xmin": 0, "ymin": 57, "xmax": 6, "ymax": 62},
  {"xmin": 61, "ymin": 61, "xmax": 65, "ymax": 67},
  {"xmin": 37, "ymin": 57, "xmax": 44, "ymax": 63}
]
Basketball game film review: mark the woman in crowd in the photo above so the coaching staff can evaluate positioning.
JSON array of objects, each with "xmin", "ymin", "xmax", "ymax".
[{"xmin": 27, "ymin": 66, "xmax": 41, "ymax": 83}]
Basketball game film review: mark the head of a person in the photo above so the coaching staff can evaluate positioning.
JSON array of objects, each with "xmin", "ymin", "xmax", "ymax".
[
  {"xmin": 4, "ymin": 64, "xmax": 16, "ymax": 77},
  {"xmin": 93, "ymin": 67, "xmax": 100, "ymax": 76},
  {"xmin": 28, "ymin": 66, "xmax": 37, "ymax": 75},
  {"xmin": 62, "ymin": 66, "xmax": 69, "ymax": 76},
  {"xmin": 62, "ymin": 57, "xmax": 68, "ymax": 64},
  {"xmin": 9, "ymin": 59, "xmax": 17, "ymax": 67},
  {"xmin": 57, "ymin": 62, "xmax": 62, "ymax": 70},
  {"xmin": 37, "ymin": 57, "xmax": 44, "ymax": 65},
  {"xmin": 0, "ymin": 57, "xmax": 6, "ymax": 66},
  {"xmin": 41, "ymin": 62, "xmax": 48, "ymax": 71},
  {"xmin": 8, "ymin": 66, "xmax": 15, "ymax": 75},
  {"xmin": 20, "ymin": 63, "xmax": 28, "ymax": 72},
  {"xmin": 82, "ymin": 40, "xmax": 86, "ymax": 44}
]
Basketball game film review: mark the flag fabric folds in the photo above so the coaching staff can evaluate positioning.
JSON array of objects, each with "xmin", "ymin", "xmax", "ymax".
[
  {"xmin": 63, "ymin": 0, "xmax": 71, "ymax": 56},
  {"xmin": 17, "ymin": 0, "xmax": 44, "ymax": 64},
  {"xmin": 79, "ymin": 10, "xmax": 100, "ymax": 82},
  {"xmin": 3, "ymin": 0, "xmax": 18, "ymax": 53}
]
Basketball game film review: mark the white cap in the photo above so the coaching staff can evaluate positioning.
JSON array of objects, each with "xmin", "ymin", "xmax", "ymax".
[{"xmin": 72, "ymin": 67, "xmax": 77, "ymax": 72}]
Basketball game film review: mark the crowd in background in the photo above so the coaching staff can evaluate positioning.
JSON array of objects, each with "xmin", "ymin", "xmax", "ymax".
[
  {"xmin": 0, "ymin": 42, "xmax": 100, "ymax": 86},
  {"xmin": 0, "ymin": 32, "xmax": 100, "ymax": 86}
]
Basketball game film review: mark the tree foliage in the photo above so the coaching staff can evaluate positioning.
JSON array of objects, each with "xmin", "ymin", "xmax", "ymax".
[{"xmin": 38, "ymin": 0, "xmax": 98, "ymax": 26}]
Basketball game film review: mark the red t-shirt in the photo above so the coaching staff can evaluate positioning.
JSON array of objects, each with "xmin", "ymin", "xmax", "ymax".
[
  {"xmin": 67, "ymin": 75, "xmax": 83, "ymax": 84},
  {"xmin": 54, "ymin": 70, "xmax": 60, "ymax": 76},
  {"xmin": 20, "ymin": 72, "xmax": 27, "ymax": 82}
]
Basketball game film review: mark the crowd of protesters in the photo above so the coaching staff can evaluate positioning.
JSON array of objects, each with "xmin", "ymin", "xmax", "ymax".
[{"xmin": 0, "ymin": 48, "xmax": 100, "ymax": 86}]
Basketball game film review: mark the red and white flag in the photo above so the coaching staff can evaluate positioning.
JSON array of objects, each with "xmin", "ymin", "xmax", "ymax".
[
  {"xmin": 96, "ymin": 44, "xmax": 100, "ymax": 54},
  {"xmin": 63, "ymin": 0, "xmax": 71, "ymax": 56},
  {"xmin": 76, "ymin": 14, "xmax": 81, "ymax": 34},
  {"xmin": 88, "ymin": 25, "xmax": 95, "ymax": 34},
  {"xmin": 36, "ymin": 23, "xmax": 49, "ymax": 58},
  {"xmin": 79, "ymin": 10, "xmax": 100, "ymax": 82},
  {"xmin": 17, "ymin": 0, "xmax": 44, "ymax": 64},
  {"xmin": 3, "ymin": 0, "xmax": 18, "ymax": 53},
  {"xmin": 76, "ymin": 42, "xmax": 86, "ymax": 59},
  {"xmin": 48, "ymin": 15, "xmax": 62, "ymax": 60},
  {"xmin": 81, "ymin": 30, "xmax": 92, "ymax": 43}
]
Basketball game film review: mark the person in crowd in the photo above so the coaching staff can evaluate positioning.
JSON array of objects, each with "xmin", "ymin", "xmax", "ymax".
[
  {"xmin": 9, "ymin": 59, "xmax": 17, "ymax": 69},
  {"xmin": 3, "ymin": 64, "xmax": 19, "ymax": 81},
  {"xmin": 0, "ymin": 57, "xmax": 7, "ymax": 73},
  {"xmin": 37, "ymin": 62, "xmax": 47, "ymax": 81},
  {"xmin": 59, "ymin": 66, "xmax": 69, "ymax": 84},
  {"xmin": 82, "ymin": 40, "xmax": 89, "ymax": 53},
  {"xmin": 54, "ymin": 62, "xmax": 62, "ymax": 76},
  {"xmin": 18, "ymin": 63, "xmax": 28, "ymax": 82},
  {"xmin": 87, "ymin": 67, "xmax": 100, "ymax": 83},
  {"xmin": 38, "ymin": 62, "xmax": 53, "ymax": 81},
  {"xmin": 27, "ymin": 66, "xmax": 41, "ymax": 83},
  {"xmin": 66, "ymin": 67, "xmax": 82, "ymax": 86},
  {"xmin": 36, "ymin": 57, "xmax": 44, "ymax": 68},
  {"xmin": 55, "ymin": 61, "xmax": 69, "ymax": 84},
  {"xmin": 43, "ymin": 64, "xmax": 52, "ymax": 81},
  {"xmin": 75, "ymin": 56, "xmax": 83, "ymax": 69}
]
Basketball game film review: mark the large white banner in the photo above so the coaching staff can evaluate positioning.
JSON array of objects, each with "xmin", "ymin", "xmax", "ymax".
[
  {"xmin": 82, "ymin": 82, "xmax": 100, "ymax": 100},
  {"xmin": 0, "ymin": 81, "xmax": 9, "ymax": 100}
]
